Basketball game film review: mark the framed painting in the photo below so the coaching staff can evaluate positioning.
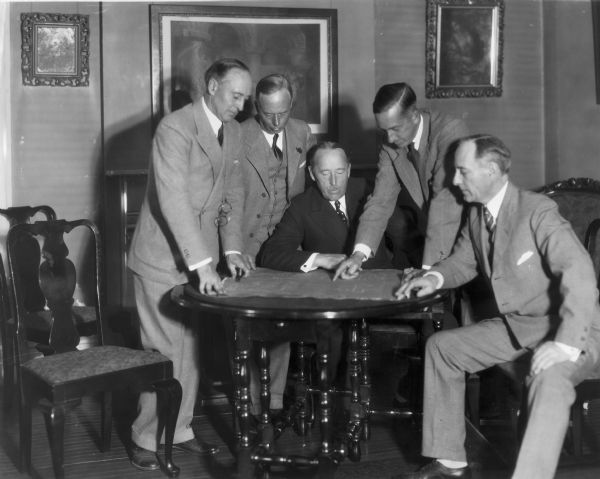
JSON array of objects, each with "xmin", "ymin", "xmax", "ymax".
[
  {"xmin": 150, "ymin": 4, "xmax": 338, "ymax": 137},
  {"xmin": 20, "ymin": 12, "xmax": 90, "ymax": 87},
  {"xmin": 425, "ymin": 0, "xmax": 504, "ymax": 98}
]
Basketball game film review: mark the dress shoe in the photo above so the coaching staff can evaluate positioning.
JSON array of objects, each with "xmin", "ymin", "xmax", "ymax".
[
  {"xmin": 130, "ymin": 445, "xmax": 160, "ymax": 471},
  {"xmin": 172, "ymin": 438, "xmax": 219, "ymax": 456},
  {"xmin": 391, "ymin": 460, "xmax": 471, "ymax": 479}
]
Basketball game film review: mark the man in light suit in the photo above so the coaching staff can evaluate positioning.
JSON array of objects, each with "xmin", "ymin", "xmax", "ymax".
[
  {"xmin": 395, "ymin": 134, "xmax": 600, "ymax": 479},
  {"xmin": 127, "ymin": 59, "xmax": 253, "ymax": 470},
  {"xmin": 259, "ymin": 142, "xmax": 390, "ymax": 272},
  {"xmin": 238, "ymin": 73, "xmax": 315, "ymax": 416},
  {"xmin": 335, "ymin": 82, "xmax": 468, "ymax": 280}
]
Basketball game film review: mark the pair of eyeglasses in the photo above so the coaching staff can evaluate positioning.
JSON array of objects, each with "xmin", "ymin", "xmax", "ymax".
[{"xmin": 215, "ymin": 200, "xmax": 232, "ymax": 227}]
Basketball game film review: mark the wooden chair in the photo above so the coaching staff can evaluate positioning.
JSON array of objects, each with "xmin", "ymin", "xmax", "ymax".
[
  {"xmin": 0, "ymin": 205, "xmax": 58, "ymax": 408},
  {"xmin": 7, "ymin": 219, "xmax": 182, "ymax": 478}
]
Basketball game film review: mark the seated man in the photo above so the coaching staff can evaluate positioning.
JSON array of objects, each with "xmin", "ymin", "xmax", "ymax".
[
  {"xmin": 259, "ymin": 141, "xmax": 391, "ymax": 385},
  {"xmin": 259, "ymin": 141, "xmax": 390, "ymax": 272},
  {"xmin": 396, "ymin": 134, "xmax": 600, "ymax": 479}
]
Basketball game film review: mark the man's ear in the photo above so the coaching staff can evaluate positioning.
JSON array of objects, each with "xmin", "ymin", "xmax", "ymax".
[
  {"xmin": 308, "ymin": 167, "xmax": 316, "ymax": 182},
  {"xmin": 207, "ymin": 77, "xmax": 219, "ymax": 95}
]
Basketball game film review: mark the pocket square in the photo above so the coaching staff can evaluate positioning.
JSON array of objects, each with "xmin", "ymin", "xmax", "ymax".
[
  {"xmin": 517, "ymin": 251, "xmax": 534, "ymax": 266},
  {"xmin": 299, "ymin": 160, "xmax": 306, "ymax": 168}
]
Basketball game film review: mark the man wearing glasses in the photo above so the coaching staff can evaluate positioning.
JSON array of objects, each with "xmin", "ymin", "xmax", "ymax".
[
  {"xmin": 237, "ymin": 73, "xmax": 316, "ymax": 419},
  {"xmin": 127, "ymin": 58, "xmax": 253, "ymax": 470}
]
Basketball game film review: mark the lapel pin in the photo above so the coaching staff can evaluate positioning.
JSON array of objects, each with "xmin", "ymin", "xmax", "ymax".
[{"xmin": 296, "ymin": 147, "xmax": 303, "ymax": 153}]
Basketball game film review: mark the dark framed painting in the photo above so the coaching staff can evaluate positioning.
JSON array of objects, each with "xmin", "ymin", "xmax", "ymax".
[
  {"xmin": 20, "ymin": 12, "xmax": 90, "ymax": 87},
  {"xmin": 426, "ymin": 0, "xmax": 504, "ymax": 98},
  {"xmin": 150, "ymin": 4, "xmax": 338, "ymax": 137}
]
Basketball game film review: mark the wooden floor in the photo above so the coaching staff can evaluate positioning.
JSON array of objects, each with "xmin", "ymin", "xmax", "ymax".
[{"xmin": 1, "ymin": 341, "xmax": 600, "ymax": 478}]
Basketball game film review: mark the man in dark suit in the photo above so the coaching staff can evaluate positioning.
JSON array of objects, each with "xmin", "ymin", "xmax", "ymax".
[
  {"xmin": 259, "ymin": 142, "xmax": 390, "ymax": 272},
  {"xmin": 395, "ymin": 134, "xmax": 600, "ymax": 479},
  {"xmin": 237, "ymin": 73, "xmax": 316, "ymax": 417},
  {"xmin": 335, "ymin": 82, "xmax": 468, "ymax": 280},
  {"xmin": 127, "ymin": 59, "xmax": 253, "ymax": 470}
]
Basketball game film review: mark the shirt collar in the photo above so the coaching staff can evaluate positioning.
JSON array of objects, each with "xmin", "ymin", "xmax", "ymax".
[
  {"xmin": 485, "ymin": 180, "xmax": 509, "ymax": 220},
  {"xmin": 201, "ymin": 97, "xmax": 222, "ymax": 137},
  {"xmin": 412, "ymin": 114, "xmax": 424, "ymax": 151},
  {"xmin": 262, "ymin": 129, "xmax": 283, "ymax": 149},
  {"xmin": 329, "ymin": 195, "xmax": 347, "ymax": 213}
]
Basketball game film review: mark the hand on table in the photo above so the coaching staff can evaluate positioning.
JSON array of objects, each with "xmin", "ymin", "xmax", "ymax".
[
  {"xmin": 226, "ymin": 253, "xmax": 255, "ymax": 280},
  {"xmin": 332, "ymin": 252, "xmax": 365, "ymax": 281},
  {"xmin": 314, "ymin": 253, "xmax": 347, "ymax": 271},
  {"xmin": 395, "ymin": 274, "xmax": 437, "ymax": 300},
  {"xmin": 531, "ymin": 341, "xmax": 571, "ymax": 375},
  {"xmin": 196, "ymin": 264, "xmax": 224, "ymax": 295}
]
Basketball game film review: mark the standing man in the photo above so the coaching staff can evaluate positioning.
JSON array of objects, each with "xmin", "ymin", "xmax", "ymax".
[
  {"xmin": 238, "ymin": 73, "xmax": 315, "ymax": 417},
  {"xmin": 395, "ymin": 134, "xmax": 600, "ymax": 479},
  {"xmin": 335, "ymin": 82, "xmax": 468, "ymax": 279},
  {"xmin": 127, "ymin": 58, "xmax": 253, "ymax": 471}
]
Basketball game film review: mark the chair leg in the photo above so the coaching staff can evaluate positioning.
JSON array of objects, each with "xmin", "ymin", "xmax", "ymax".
[
  {"xmin": 571, "ymin": 400, "xmax": 584, "ymax": 456},
  {"xmin": 2, "ymin": 334, "xmax": 15, "ymax": 410},
  {"xmin": 40, "ymin": 399, "xmax": 67, "ymax": 479},
  {"xmin": 100, "ymin": 391, "xmax": 112, "ymax": 452},
  {"xmin": 18, "ymin": 376, "xmax": 33, "ymax": 474},
  {"xmin": 155, "ymin": 378, "xmax": 182, "ymax": 478}
]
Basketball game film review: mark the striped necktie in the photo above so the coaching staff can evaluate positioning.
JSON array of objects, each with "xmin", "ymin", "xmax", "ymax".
[
  {"xmin": 334, "ymin": 200, "xmax": 348, "ymax": 226},
  {"xmin": 272, "ymin": 133, "xmax": 283, "ymax": 161}
]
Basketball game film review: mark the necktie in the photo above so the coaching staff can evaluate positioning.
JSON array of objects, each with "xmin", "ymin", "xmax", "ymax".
[
  {"xmin": 272, "ymin": 133, "xmax": 283, "ymax": 161},
  {"xmin": 406, "ymin": 142, "xmax": 419, "ymax": 171},
  {"xmin": 334, "ymin": 200, "xmax": 348, "ymax": 226},
  {"xmin": 217, "ymin": 124, "xmax": 224, "ymax": 147},
  {"xmin": 482, "ymin": 205, "xmax": 495, "ymax": 234}
]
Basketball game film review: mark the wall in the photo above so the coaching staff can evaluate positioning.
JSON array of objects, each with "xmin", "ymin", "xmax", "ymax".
[
  {"xmin": 543, "ymin": 0, "xmax": 600, "ymax": 182},
  {"xmin": 374, "ymin": 0, "xmax": 545, "ymax": 190}
]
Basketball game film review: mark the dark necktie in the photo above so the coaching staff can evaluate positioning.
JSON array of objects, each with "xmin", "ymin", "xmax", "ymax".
[
  {"xmin": 482, "ymin": 205, "xmax": 495, "ymax": 267},
  {"xmin": 407, "ymin": 142, "xmax": 420, "ymax": 171},
  {"xmin": 217, "ymin": 124, "xmax": 224, "ymax": 147},
  {"xmin": 334, "ymin": 200, "xmax": 348, "ymax": 226},
  {"xmin": 272, "ymin": 133, "xmax": 283, "ymax": 161}
]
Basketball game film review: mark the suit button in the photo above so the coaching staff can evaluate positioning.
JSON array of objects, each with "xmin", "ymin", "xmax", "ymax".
[
  {"xmin": 249, "ymin": 233, "xmax": 254, "ymax": 238},
  {"xmin": 261, "ymin": 193, "xmax": 267, "ymax": 198},
  {"xmin": 256, "ymin": 214, "xmax": 261, "ymax": 218}
]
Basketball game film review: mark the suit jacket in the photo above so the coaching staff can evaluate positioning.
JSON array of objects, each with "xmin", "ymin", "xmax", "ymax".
[
  {"xmin": 355, "ymin": 109, "xmax": 468, "ymax": 266},
  {"xmin": 259, "ymin": 178, "xmax": 391, "ymax": 272},
  {"xmin": 128, "ymin": 101, "xmax": 245, "ymax": 285},
  {"xmin": 238, "ymin": 117, "xmax": 316, "ymax": 259},
  {"xmin": 433, "ymin": 182, "xmax": 600, "ymax": 355}
]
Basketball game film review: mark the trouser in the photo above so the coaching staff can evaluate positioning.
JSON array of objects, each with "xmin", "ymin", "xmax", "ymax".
[
  {"xmin": 131, "ymin": 274, "xmax": 199, "ymax": 451},
  {"xmin": 249, "ymin": 342, "xmax": 291, "ymax": 415},
  {"xmin": 422, "ymin": 318, "xmax": 599, "ymax": 479}
]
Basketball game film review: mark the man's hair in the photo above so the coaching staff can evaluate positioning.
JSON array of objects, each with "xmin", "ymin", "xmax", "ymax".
[
  {"xmin": 462, "ymin": 134, "xmax": 512, "ymax": 173},
  {"xmin": 255, "ymin": 73, "xmax": 294, "ymax": 101},
  {"xmin": 204, "ymin": 58, "xmax": 249, "ymax": 87},
  {"xmin": 307, "ymin": 141, "xmax": 349, "ymax": 168},
  {"xmin": 372, "ymin": 82, "xmax": 417, "ymax": 114}
]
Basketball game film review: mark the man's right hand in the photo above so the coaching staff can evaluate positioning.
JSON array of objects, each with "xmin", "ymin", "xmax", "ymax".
[
  {"xmin": 196, "ymin": 263, "xmax": 224, "ymax": 295},
  {"xmin": 332, "ymin": 252, "xmax": 365, "ymax": 281},
  {"xmin": 395, "ymin": 275, "xmax": 437, "ymax": 300},
  {"xmin": 314, "ymin": 253, "xmax": 347, "ymax": 271}
]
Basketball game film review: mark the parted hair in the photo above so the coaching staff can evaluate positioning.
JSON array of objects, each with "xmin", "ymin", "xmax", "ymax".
[
  {"xmin": 462, "ymin": 133, "xmax": 512, "ymax": 173},
  {"xmin": 204, "ymin": 58, "xmax": 250, "ymax": 87},
  {"xmin": 372, "ymin": 82, "xmax": 417, "ymax": 114}
]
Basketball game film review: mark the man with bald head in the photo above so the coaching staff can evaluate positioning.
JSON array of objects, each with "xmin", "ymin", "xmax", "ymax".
[
  {"xmin": 394, "ymin": 134, "xmax": 600, "ymax": 479},
  {"xmin": 128, "ymin": 58, "xmax": 253, "ymax": 470}
]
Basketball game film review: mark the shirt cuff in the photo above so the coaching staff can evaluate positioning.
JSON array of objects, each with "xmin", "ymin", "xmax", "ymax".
[
  {"xmin": 423, "ymin": 271, "xmax": 444, "ymax": 289},
  {"xmin": 554, "ymin": 342, "xmax": 581, "ymax": 362},
  {"xmin": 188, "ymin": 257, "xmax": 212, "ymax": 271},
  {"xmin": 224, "ymin": 250, "xmax": 241, "ymax": 256},
  {"xmin": 300, "ymin": 253, "xmax": 319, "ymax": 272},
  {"xmin": 421, "ymin": 264, "xmax": 432, "ymax": 270},
  {"xmin": 353, "ymin": 243, "xmax": 372, "ymax": 261}
]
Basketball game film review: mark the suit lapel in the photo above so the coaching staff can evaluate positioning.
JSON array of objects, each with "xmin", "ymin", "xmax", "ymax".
[
  {"xmin": 284, "ymin": 125, "xmax": 303, "ymax": 198},
  {"xmin": 416, "ymin": 110, "xmax": 432, "ymax": 201},
  {"xmin": 310, "ymin": 189, "xmax": 348, "ymax": 244},
  {"xmin": 390, "ymin": 148, "xmax": 424, "ymax": 208},
  {"xmin": 491, "ymin": 183, "xmax": 517, "ymax": 272},
  {"xmin": 245, "ymin": 119, "xmax": 271, "ymax": 194},
  {"xmin": 193, "ymin": 102, "xmax": 222, "ymax": 182}
]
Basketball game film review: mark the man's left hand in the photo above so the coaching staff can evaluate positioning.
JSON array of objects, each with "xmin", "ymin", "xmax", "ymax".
[
  {"xmin": 226, "ymin": 253, "xmax": 256, "ymax": 279},
  {"xmin": 531, "ymin": 341, "xmax": 570, "ymax": 375}
]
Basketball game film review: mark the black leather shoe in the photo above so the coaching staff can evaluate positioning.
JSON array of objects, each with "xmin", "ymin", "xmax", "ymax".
[
  {"xmin": 173, "ymin": 438, "xmax": 219, "ymax": 456},
  {"xmin": 130, "ymin": 445, "xmax": 160, "ymax": 471},
  {"xmin": 391, "ymin": 460, "xmax": 471, "ymax": 479}
]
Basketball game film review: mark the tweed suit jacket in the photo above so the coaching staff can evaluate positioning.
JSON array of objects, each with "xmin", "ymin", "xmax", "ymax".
[
  {"xmin": 433, "ymin": 182, "xmax": 600, "ymax": 354},
  {"xmin": 355, "ymin": 109, "xmax": 468, "ymax": 266},
  {"xmin": 259, "ymin": 178, "xmax": 391, "ymax": 272},
  {"xmin": 128, "ymin": 101, "xmax": 245, "ymax": 285},
  {"xmin": 238, "ymin": 116, "xmax": 315, "ymax": 259}
]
